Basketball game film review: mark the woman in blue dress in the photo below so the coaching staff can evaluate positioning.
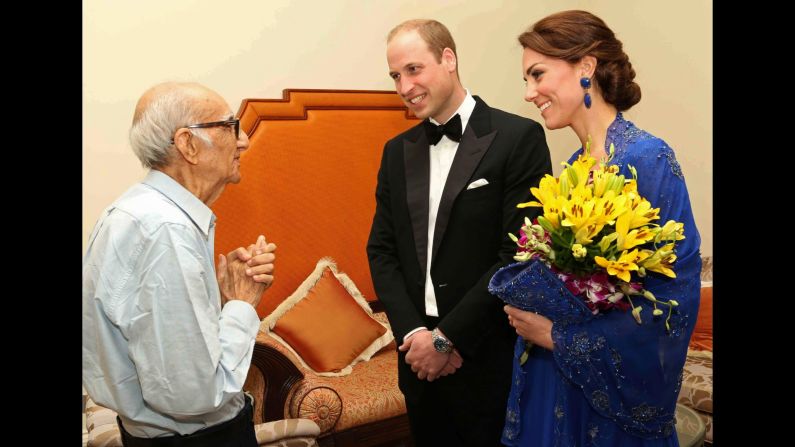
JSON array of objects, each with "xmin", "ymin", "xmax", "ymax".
[{"xmin": 499, "ymin": 10, "xmax": 701, "ymax": 446}]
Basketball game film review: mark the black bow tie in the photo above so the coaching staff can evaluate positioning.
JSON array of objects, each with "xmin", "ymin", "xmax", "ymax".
[{"xmin": 423, "ymin": 114, "xmax": 462, "ymax": 145}]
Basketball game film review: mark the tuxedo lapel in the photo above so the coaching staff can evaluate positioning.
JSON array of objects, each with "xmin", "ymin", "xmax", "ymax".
[
  {"xmin": 430, "ymin": 99, "xmax": 496, "ymax": 268},
  {"xmin": 403, "ymin": 132, "xmax": 431, "ymax": 276}
]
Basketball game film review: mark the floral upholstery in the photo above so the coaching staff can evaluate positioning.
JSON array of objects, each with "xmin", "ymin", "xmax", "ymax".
[
  {"xmin": 83, "ymin": 395, "xmax": 321, "ymax": 447},
  {"xmin": 292, "ymin": 345, "xmax": 406, "ymax": 434},
  {"xmin": 85, "ymin": 396, "xmax": 121, "ymax": 447},
  {"xmin": 676, "ymin": 256, "xmax": 713, "ymax": 444},
  {"xmin": 679, "ymin": 351, "xmax": 713, "ymax": 414},
  {"xmin": 675, "ymin": 403, "xmax": 706, "ymax": 447},
  {"xmin": 256, "ymin": 312, "xmax": 407, "ymax": 435},
  {"xmin": 700, "ymin": 256, "xmax": 712, "ymax": 282},
  {"xmin": 254, "ymin": 420, "xmax": 322, "ymax": 447},
  {"xmin": 678, "ymin": 349, "xmax": 713, "ymax": 444}
]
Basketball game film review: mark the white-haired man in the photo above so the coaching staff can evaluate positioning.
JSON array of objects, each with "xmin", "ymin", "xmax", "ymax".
[{"xmin": 83, "ymin": 82, "xmax": 275, "ymax": 447}]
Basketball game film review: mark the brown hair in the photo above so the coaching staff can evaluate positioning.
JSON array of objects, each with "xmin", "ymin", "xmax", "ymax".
[
  {"xmin": 518, "ymin": 10, "xmax": 641, "ymax": 111},
  {"xmin": 388, "ymin": 19, "xmax": 458, "ymax": 72}
]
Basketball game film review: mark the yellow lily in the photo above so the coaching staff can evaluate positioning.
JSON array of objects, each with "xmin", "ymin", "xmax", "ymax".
[
  {"xmin": 574, "ymin": 222, "xmax": 605, "ymax": 245},
  {"xmin": 655, "ymin": 220, "xmax": 685, "ymax": 243},
  {"xmin": 592, "ymin": 191, "xmax": 627, "ymax": 226},
  {"xmin": 595, "ymin": 249, "xmax": 650, "ymax": 282},
  {"xmin": 623, "ymin": 227, "xmax": 656, "ymax": 251},
  {"xmin": 640, "ymin": 243, "xmax": 677, "ymax": 278},
  {"xmin": 563, "ymin": 152, "xmax": 596, "ymax": 188},
  {"xmin": 519, "ymin": 175, "xmax": 559, "ymax": 208},
  {"xmin": 561, "ymin": 191, "xmax": 597, "ymax": 229},
  {"xmin": 627, "ymin": 199, "xmax": 660, "ymax": 229},
  {"xmin": 591, "ymin": 167, "xmax": 618, "ymax": 198},
  {"xmin": 622, "ymin": 178, "xmax": 639, "ymax": 197}
]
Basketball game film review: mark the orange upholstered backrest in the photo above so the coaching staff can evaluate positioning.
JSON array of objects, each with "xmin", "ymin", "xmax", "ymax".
[
  {"xmin": 212, "ymin": 90, "xmax": 419, "ymax": 318},
  {"xmin": 689, "ymin": 285, "xmax": 713, "ymax": 351}
]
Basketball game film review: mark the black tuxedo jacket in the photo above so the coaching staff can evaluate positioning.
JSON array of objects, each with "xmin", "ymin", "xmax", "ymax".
[{"xmin": 367, "ymin": 96, "xmax": 552, "ymax": 408}]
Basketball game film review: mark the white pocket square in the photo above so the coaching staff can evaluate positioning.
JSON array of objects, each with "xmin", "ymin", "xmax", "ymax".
[{"xmin": 466, "ymin": 178, "xmax": 489, "ymax": 190}]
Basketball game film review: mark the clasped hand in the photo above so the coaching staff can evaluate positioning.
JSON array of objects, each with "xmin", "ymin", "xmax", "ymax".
[
  {"xmin": 399, "ymin": 329, "xmax": 463, "ymax": 382},
  {"xmin": 216, "ymin": 234, "xmax": 278, "ymax": 308}
]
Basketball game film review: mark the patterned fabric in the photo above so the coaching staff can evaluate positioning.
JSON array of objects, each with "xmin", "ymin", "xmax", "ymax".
[
  {"xmin": 497, "ymin": 113, "xmax": 702, "ymax": 446},
  {"xmin": 84, "ymin": 396, "xmax": 320, "ymax": 447},
  {"xmin": 679, "ymin": 258, "xmax": 713, "ymax": 443},
  {"xmin": 677, "ymin": 349, "xmax": 713, "ymax": 443},
  {"xmin": 289, "ymin": 384, "xmax": 343, "ymax": 433},
  {"xmin": 700, "ymin": 256, "xmax": 712, "ymax": 282},
  {"xmin": 85, "ymin": 396, "xmax": 122, "ymax": 447},
  {"xmin": 489, "ymin": 259, "xmax": 595, "ymax": 324},
  {"xmin": 255, "ymin": 419, "xmax": 320, "ymax": 446},
  {"xmin": 674, "ymin": 404, "xmax": 706, "ymax": 447},
  {"xmin": 258, "ymin": 312, "xmax": 406, "ymax": 435}
]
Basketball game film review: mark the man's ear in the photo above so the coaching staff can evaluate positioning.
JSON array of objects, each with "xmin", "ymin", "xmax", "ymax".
[
  {"xmin": 579, "ymin": 55, "xmax": 597, "ymax": 79},
  {"xmin": 441, "ymin": 47, "xmax": 457, "ymax": 73},
  {"xmin": 173, "ymin": 129, "xmax": 199, "ymax": 165}
]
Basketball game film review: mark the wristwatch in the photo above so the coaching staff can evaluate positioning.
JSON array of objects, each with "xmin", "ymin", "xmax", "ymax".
[{"xmin": 431, "ymin": 328, "xmax": 453, "ymax": 353}]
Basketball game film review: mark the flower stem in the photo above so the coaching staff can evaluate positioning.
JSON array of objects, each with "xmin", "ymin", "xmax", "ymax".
[{"xmin": 519, "ymin": 341, "xmax": 534, "ymax": 365}]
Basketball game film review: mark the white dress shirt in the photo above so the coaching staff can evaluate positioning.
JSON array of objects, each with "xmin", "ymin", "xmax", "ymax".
[
  {"xmin": 404, "ymin": 91, "xmax": 476, "ymax": 342},
  {"xmin": 82, "ymin": 170, "xmax": 260, "ymax": 437}
]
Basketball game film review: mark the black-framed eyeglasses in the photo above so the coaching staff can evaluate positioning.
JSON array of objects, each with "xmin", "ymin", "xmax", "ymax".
[{"xmin": 170, "ymin": 118, "xmax": 240, "ymax": 144}]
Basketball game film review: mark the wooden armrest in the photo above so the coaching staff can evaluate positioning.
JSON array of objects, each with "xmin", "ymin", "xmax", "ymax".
[{"xmin": 250, "ymin": 339, "xmax": 305, "ymax": 422}]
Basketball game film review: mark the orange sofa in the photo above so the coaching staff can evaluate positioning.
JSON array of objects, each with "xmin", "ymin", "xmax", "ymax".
[{"xmin": 212, "ymin": 90, "xmax": 420, "ymax": 446}]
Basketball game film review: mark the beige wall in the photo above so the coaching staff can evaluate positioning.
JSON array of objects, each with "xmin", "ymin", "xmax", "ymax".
[{"xmin": 83, "ymin": 0, "xmax": 712, "ymax": 256}]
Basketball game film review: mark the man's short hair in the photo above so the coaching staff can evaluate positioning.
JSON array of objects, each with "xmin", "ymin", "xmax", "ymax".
[{"xmin": 387, "ymin": 19, "xmax": 458, "ymax": 65}]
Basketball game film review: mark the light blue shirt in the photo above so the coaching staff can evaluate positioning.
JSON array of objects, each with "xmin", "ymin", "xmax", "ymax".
[{"xmin": 82, "ymin": 170, "xmax": 260, "ymax": 437}]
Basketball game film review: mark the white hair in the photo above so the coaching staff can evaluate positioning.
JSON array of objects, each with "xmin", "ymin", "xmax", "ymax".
[{"xmin": 129, "ymin": 82, "xmax": 213, "ymax": 169}]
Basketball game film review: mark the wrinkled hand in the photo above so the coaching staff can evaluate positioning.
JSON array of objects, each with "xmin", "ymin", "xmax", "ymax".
[
  {"xmin": 504, "ymin": 305, "xmax": 554, "ymax": 350},
  {"xmin": 217, "ymin": 253, "xmax": 235, "ymax": 307},
  {"xmin": 216, "ymin": 253, "xmax": 266, "ymax": 308},
  {"xmin": 216, "ymin": 235, "xmax": 276, "ymax": 308},
  {"xmin": 398, "ymin": 330, "xmax": 456, "ymax": 381},
  {"xmin": 243, "ymin": 235, "xmax": 277, "ymax": 287}
]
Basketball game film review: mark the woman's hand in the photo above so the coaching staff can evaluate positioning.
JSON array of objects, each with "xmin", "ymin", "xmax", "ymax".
[{"xmin": 504, "ymin": 305, "xmax": 554, "ymax": 350}]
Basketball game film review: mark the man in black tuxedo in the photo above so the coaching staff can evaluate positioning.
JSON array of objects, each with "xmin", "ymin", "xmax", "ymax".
[{"xmin": 367, "ymin": 19, "xmax": 552, "ymax": 446}]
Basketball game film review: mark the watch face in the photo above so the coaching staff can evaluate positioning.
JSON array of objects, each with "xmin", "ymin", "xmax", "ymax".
[{"xmin": 433, "ymin": 337, "xmax": 450, "ymax": 353}]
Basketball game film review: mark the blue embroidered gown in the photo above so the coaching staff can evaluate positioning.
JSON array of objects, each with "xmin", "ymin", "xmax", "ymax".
[{"xmin": 497, "ymin": 113, "xmax": 701, "ymax": 446}]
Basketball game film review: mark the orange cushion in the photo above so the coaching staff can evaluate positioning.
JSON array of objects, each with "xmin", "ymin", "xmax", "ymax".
[
  {"xmin": 689, "ymin": 286, "xmax": 712, "ymax": 351},
  {"xmin": 265, "ymin": 258, "xmax": 392, "ymax": 374}
]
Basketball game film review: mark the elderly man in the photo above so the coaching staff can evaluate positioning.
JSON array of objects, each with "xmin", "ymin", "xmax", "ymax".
[{"xmin": 83, "ymin": 82, "xmax": 276, "ymax": 447}]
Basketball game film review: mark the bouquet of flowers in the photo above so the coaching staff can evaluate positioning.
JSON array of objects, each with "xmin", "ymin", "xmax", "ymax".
[{"xmin": 489, "ymin": 142, "xmax": 685, "ymax": 343}]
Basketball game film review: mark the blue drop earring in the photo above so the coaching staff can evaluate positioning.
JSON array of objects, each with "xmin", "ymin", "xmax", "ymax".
[{"xmin": 580, "ymin": 77, "xmax": 592, "ymax": 109}]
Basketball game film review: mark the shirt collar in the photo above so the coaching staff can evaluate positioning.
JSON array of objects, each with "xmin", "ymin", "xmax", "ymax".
[
  {"xmin": 142, "ymin": 170, "xmax": 216, "ymax": 236},
  {"xmin": 429, "ymin": 89, "xmax": 476, "ymax": 132}
]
